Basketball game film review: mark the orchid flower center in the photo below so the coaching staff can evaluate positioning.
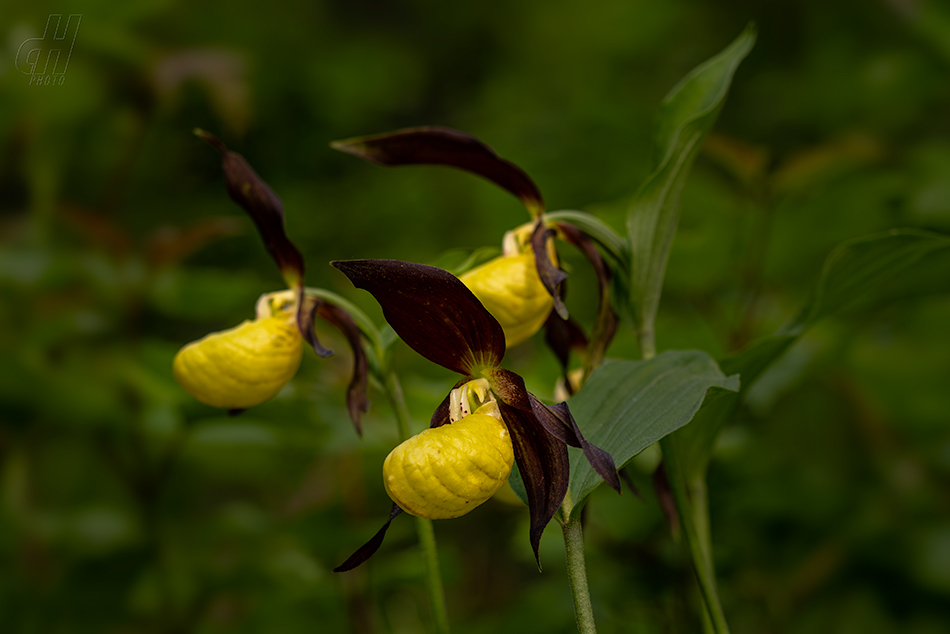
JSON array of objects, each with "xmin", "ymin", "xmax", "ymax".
[{"xmin": 448, "ymin": 378, "xmax": 499, "ymax": 422}]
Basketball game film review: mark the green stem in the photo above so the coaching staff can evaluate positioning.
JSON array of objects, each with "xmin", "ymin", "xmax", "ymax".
[
  {"xmin": 561, "ymin": 492, "xmax": 598, "ymax": 634},
  {"xmin": 660, "ymin": 437, "xmax": 730, "ymax": 634},
  {"xmin": 383, "ymin": 370, "xmax": 450, "ymax": 634},
  {"xmin": 638, "ymin": 324, "xmax": 657, "ymax": 360}
]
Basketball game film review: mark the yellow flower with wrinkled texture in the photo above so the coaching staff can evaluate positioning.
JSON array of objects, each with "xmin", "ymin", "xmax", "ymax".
[
  {"xmin": 173, "ymin": 296, "xmax": 302, "ymax": 409},
  {"xmin": 459, "ymin": 221, "xmax": 556, "ymax": 347},
  {"xmin": 383, "ymin": 411, "xmax": 514, "ymax": 519}
]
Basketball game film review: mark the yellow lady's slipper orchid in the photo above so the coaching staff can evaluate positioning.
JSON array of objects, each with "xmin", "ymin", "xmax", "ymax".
[
  {"xmin": 460, "ymin": 222, "xmax": 557, "ymax": 347},
  {"xmin": 383, "ymin": 379, "xmax": 514, "ymax": 519},
  {"xmin": 173, "ymin": 291, "xmax": 303, "ymax": 409}
]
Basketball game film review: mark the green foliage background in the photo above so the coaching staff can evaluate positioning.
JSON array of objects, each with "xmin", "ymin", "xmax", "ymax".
[{"xmin": 2, "ymin": 0, "xmax": 950, "ymax": 632}]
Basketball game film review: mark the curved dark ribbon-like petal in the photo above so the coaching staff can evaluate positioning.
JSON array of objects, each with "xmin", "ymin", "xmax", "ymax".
[
  {"xmin": 553, "ymin": 221, "xmax": 618, "ymax": 370},
  {"xmin": 195, "ymin": 129, "xmax": 332, "ymax": 358},
  {"xmin": 316, "ymin": 301, "xmax": 371, "ymax": 435},
  {"xmin": 332, "ymin": 259, "xmax": 505, "ymax": 376},
  {"xmin": 543, "ymin": 312, "xmax": 588, "ymax": 383},
  {"xmin": 490, "ymin": 368, "xmax": 621, "ymax": 491},
  {"xmin": 333, "ymin": 503, "xmax": 404, "ymax": 573},
  {"xmin": 195, "ymin": 129, "xmax": 305, "ymax": 286},
  {"xmin": 496, "ymin": 399, "xmax": 570, "ymax": 567},
  {"xmin": 528, "ymin": 396, "xmax": 621, "ymax": 494},
  {"xmin": 331, "ymin": 126, "xmax": 544, "ymax": 216},
  {"xmin": 299, "ymin": 293, "xmax": 334, "ymax": 358},
  {"xmin": 531, "ymin": 219, "xmax": 568, "ymax": 320}
]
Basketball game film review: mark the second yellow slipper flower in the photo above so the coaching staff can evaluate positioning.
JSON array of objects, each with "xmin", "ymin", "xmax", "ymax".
[
  {"xmin": 172, "ymin": 290, "xmax": 303, "ymax": 410},
  {"xmin": 460, "ymin": 222, "xmax": 557, "ymax": 347}
]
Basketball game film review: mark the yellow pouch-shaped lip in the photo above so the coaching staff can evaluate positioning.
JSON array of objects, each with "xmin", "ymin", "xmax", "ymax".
[
  {"xmin": 459, "ymin": 252, "xmax": 554, "ymax": 347},
  {"xmin": 173, "ymin": 313, "xmax": 303, "ymax": 409},
  {"xmin": 383, "ymin": 413, "xmax": 515, "ymax": 520}
]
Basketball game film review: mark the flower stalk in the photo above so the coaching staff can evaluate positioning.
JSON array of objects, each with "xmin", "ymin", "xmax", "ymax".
[{"xmin": 560, "ymin": 491, "xmax": 598, "ymax": 634}]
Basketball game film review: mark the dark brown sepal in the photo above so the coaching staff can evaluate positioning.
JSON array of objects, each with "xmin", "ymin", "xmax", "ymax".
[
  {"xmin": 317, "ymin": 301, "xmax": 370, "ymax": 435},
  {"xmin": 529, "ymin": 396, "xmax": 621, "ymax": 494},
  {"xmin": 333, "ymin": 504, "xmax": 404, "ymax": 572},
  {"xmin": 298, "ymin": 291, "xmax": 334, "ymax": 358},
  {"xmin": 553, "ymin": 221, "xmax": 618, "ymax": 369},
  {"xmin": 332, "ymin": 259, "xmax": 505, "ymax": 376},
  {"xmin": 331, "ymin": 127, "xmax": 544, "ymax": 216},
  {"xmin": 195, "ymin": 129, "xmax": 305, "ymax": 287},
  {"xmin": 490, "ymin": 368, "xmax": 621, "ymax": 494},
  {"xmin": 497, "ymin": 400, "xmax": 570, "ymax": 568},
  {"xmin": 531, "ymin": 219, "xmax": 568, "ymax": 319},
  {"xmin": 543, "ymin": 311, "xmax": 588, "ymax": 377}
]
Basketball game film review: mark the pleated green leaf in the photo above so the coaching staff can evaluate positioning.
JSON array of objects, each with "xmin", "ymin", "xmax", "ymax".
[
  {"xmin": 565, "ymin": 350, "xmax": 739, "ymax": 520},
  {"xmin": 626, "ymin": 26, "xmax": 755, "ymax": 351}
]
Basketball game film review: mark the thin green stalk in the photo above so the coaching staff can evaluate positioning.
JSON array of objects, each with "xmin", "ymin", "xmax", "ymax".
[
  {"xmin": 383, "ymin": 370, "xmax": 450, "ymax": 634},
  {"xmin": 560, "ymin": 491, "xmax": 598, "ymax": 634},
  {"xmin": 659, "ymin": 437, "xmax": 730, "ymax": 634}
]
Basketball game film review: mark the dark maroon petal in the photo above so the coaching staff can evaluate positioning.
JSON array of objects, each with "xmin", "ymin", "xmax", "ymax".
[
  {"xmin": 333, "ymin": 504, "xmax": 404, "ymax": 572},
  {"xmin": 317, "ymin": 301, "xmax": 370, "ymax": 435},
  {"xmin": 497, "ymin": 400, "xmax": 570, "ymax": 567},
  {"xmin": 299, "ymin": 290, "xmax": 334, "ymax": 358},
  {"xmin": 489, "ymin": 368, "xmax": 621, "ymax": 494},
  {"xmin": 332, "ymin": 259, "xmax": 505, "ymax": 375},
  {"xmin": 554, "ymin": 221, "xmax": 618, "ymax": 369},
  {"xmin": 195, "ymin": 129, "xmax": 305, "ymax": 286},
  {"xmin": 331, "ymin": 127, "xmax": 544, "ymax": 215},
  {"xmin": 543, "ymin": 312, "xmax": 588, "ymax": 379},
  {"xmin": 529, "ymin": 396, "xmax": 621, "ymax": 494},
  {"xmin": 531, "ymin": 219, "xmax": 568, "ymax": 319}
]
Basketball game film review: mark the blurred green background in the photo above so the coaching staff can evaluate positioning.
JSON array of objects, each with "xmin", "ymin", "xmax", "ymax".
[{"xmin": 2, "ymin": 0, "xmax": 950, "ymax": 632}]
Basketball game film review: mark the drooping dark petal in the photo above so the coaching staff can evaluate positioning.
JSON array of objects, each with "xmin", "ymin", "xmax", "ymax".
[
  {"xmin": 490, "ymin": 368, "xmax": 621, "ymax": 494},
  {"xmin": 299, "ymin": 290, "xmax": 334, "ymax": 358},
  {"xmin": 195, "ymin": 128, "xmax": 305, "ymax": 287},
  {"xmin": 529, "ymin": 395, "xmax": 621, "ymax": 494},
  {"xmin": 333, "ymin": 504, "xmax": 404, "ymax": 573},
  {"xmin": 531, "ymin": 219, "xmax": 568, "ymax": 319},
  {"xmin": 330, "ymin": 126, "xmax": 544, "ymax": 216},
  {"xmin": 496, "ymin": 400, "xmax": 570, "ymax": 567},
  {"xmin": 332, "ymin": 259, "xmax": 505, "ymax": 376},
  {"xmin": 543, "ymin": 311, "xmax": 588, "ymax": 379},
  {"xmin": 317, "ymin": 301, "xmax": 370, "ymax": 435},
  {"xmin": 554, "ymin": 221, "xmax": 619, "ymax": 370}
]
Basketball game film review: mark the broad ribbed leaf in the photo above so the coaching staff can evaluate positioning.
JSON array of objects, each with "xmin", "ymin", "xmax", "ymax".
[
  {"xmin": 566, "ymin": 350, "xmax": 739, "ymax": 520},
  {"xmin": 331, "ymin": 126, "xmax": 544, "ymax": 215},
  {"xmin": 332, "ymin": 259, "xmax": 505, "ymax": 375},
  {"xmin": 626, "ymin": 26, "xmax": 755, "ymax": 350}
]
